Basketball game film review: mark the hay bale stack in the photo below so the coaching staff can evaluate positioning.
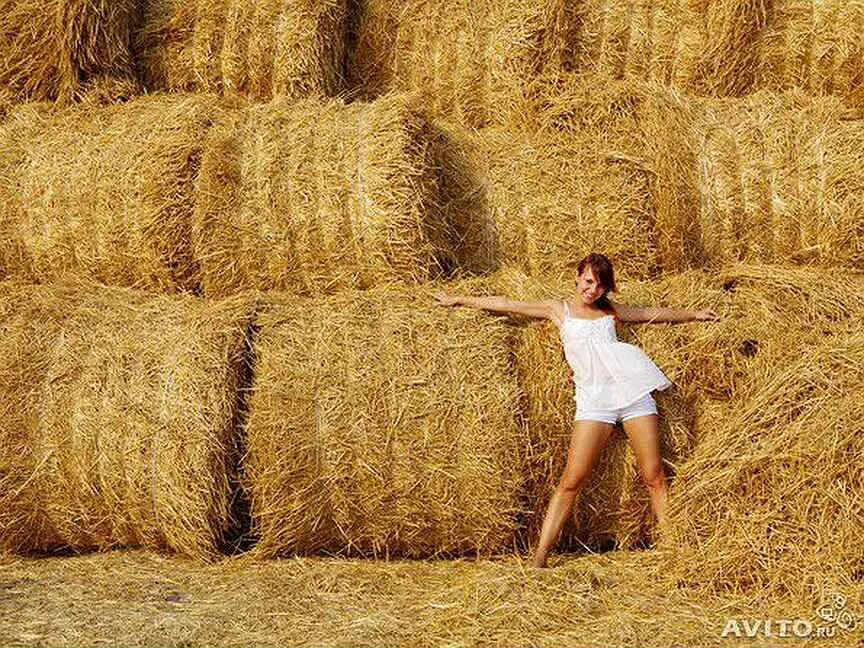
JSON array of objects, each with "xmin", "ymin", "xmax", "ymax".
[
  {"xmin": 756, "ymin": 1, "xmax": 864, "ymax": 99},
  {"xmin": 661, "ymin": 329, "xmax": 864, "ymax": 599},
  {"xmin": 527, "ymin": 77, "xmax": 704, "ymax": 274},
  {"xmin": 0, "ymin": 94, "xmax": 218, "ymax": 292},
  {"xmin": 348, "ymin": 0, "xmax": 579, "ymax": 128},
  {"xmin": 490, "ymin": 268, "xmax": 702, "ymax": 551},
  {"xmin": 194, "ymin": 93, "xmax": 458, "ymax": 297},
  {"xmin": 136, "ymin": 0, "xmax": 348, "ymax": 101},
  {"xmin": 0, "ymin": 0, "xmax": 138, "ymax": 103},
  {"xmin": 438, "ymin": 122, "xmax": 660, "ymax": 283},
  {"xmin": 693, "ymin": 90, "xmax": 864, "ymax": 269},
  {"xmin": 244, "ymin": 278, "xmax": 526, "ymax": 558},
  {"xmin": 0, "ymin": 280, "xmax": 253, "ymax": 560},
  {"xmin": 568, "ymin": 0, "xmax": 705, "ymax": 89}
]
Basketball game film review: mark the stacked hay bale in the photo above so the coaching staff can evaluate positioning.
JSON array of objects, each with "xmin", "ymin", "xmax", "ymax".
[
  {"xmin": 194, "ymin": 93, "xmax": 461, "ymax": 297},
  {"xmin": 435, "ymin": 123, "xmax": 660, "ymax": 282},
  {"xmin": 692, "ymin": 90, "xmax": 864, "ymax": 269},
  {"xmin": 0, "ymin": 0, "xmax": 139, "ymax": 103},
  {"xmin": 660, "ymin": 328, "xmax": 864, "ymax": 600},
  {"xmin": 135, "ymin": 0, "xmax": 349, "ymax": 101},
  {"xmin": 243, "ymin": 277, "xmax": 527, "ymax": 558},
  {"xmin": 348, "ymin": 0, "xmax": 580, "ymax": 128},
  {"xmin": 0, "ymin": 94, "xmax": 218, "ymax": 292},
  {"xmin": 0, "ymin": 280, "xmax": 254, "ymax": 560}
]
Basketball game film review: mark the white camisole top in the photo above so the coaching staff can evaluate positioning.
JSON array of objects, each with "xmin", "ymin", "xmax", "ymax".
[{"xmin": 559, "ymin": 300, "xmax": 673, "ymax": 410}]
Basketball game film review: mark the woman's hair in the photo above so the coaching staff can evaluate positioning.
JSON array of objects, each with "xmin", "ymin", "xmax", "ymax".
[{"xmin": 577, "ymin": 253, "xmax": 617, "ymax": 311}]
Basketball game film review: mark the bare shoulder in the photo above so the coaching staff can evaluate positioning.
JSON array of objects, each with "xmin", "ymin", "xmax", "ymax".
[{"xmin": 607, "ymin": 298, "xmax": 645, "ymax": 323}]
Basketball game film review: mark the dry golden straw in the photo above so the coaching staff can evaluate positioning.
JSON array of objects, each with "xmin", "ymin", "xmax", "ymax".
[
  {"xmin": 348, "ymin": 0, "xmax": 579, "ymax": 128},
  {"xmin": 194, "ymin": 93, "xmax": 457, "ymax": 297},
  {"xmin": 692, "ymin": 89, "xmax": 864, "ymax": 269},
  {"xmin": 135, "ymin": 0, "xmax": 348, "ymax": 101},
  {"xmin": 0, "ymin": 0, "xmax": 138, "ymax": 103},
  {"xmin": 0, "ymin": 94, "xmax": 219, "ymax": 292},
  {"xmin": 243, "ymin": 278, "xmax": 526, "ymax": 559},
  {"xmin": 436, "ymin": 121, "xmax": 667, "ymax": 283},
  {"xmin": 0, "ymin": 279, "xmax": 254, "ymax": 560}
]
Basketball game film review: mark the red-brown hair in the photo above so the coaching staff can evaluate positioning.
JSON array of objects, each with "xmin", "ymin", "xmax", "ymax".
[{"xmin": 576, "ymin": 253, "xmax": 618, "ymax": 315}]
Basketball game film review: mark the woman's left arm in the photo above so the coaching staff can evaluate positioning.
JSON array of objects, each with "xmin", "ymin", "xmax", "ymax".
[{"xmin": 609, "ymin": 299, "xmax": 719, "ymax": 324}]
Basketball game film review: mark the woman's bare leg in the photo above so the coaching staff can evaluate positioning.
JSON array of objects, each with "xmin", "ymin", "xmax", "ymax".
[
  {"xmin": 621, "ymin": 413, "xmax": 668, "ymax": 528},
  {"xmin": 530, "ymin": 419, "xmax": 615, "ymax": 568}
]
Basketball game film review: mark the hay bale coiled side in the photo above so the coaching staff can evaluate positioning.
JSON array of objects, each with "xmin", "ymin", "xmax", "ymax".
[
  {"xmin": 0, "ymin": 0, "xmax": 138, "ymax": 103},
  {"xmin": 693, "ymin": 90, "xmax": 864, "ymax": 269},
  {"xmin": 243, "ymin": 279, "xmax": 527, "ymax": 558},
  {"xmin": 194, "ymin": 93, "xmax": 459, "ymax": 297},
  {"xmin": 0, "ymin": 280, "xmax": 254, "ymax": 560},
  {"xmin": 0, "ymin": 94, "xmax": 219, "ymax": 292},
  {"xmin": 136, "ymin": 0, "xmax": 348, "ymax": 101}
]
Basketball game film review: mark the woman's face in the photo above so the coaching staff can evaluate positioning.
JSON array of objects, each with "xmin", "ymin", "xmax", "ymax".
[{"xmin": 576, "ymin": 266, "xmax": 606, "ymax": 305}]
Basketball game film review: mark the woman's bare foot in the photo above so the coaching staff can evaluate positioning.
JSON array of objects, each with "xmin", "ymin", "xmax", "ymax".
[{"xmin": 530, "ymin": 553, "xmax": 548, "ymax": 569}]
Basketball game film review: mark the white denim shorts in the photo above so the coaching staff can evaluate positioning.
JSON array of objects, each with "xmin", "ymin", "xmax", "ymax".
[{"xmin": 574, "ymin": 392, "xmax": 658, "ymax": 425}]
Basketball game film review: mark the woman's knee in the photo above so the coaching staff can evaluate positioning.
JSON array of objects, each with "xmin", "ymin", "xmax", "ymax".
[
  {"xmin": 641, "ymin": 462, "xmax": 667, "ymax": 490},
  {"xmin": 558, "ymin": 464, "xmax": 591, "ymax": 492}
]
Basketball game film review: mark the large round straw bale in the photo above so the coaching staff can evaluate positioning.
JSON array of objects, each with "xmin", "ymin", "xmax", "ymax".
[
  {"xmin": 568, "ymin": 0, "xmax": 706, "ymax": 89},
  {"xmin": 136, "ymin": 0, "xmax": 348, "ymax": 101},
  {"xmin": 661, "ymin": 329, "xmax": 864, "ymax": 599},
  {"xmin": 438, "ymin": 122, "xmax": 661, "ymax": 282},
  {"xmin": 0, "ymin": 0, "xmax": 138, "ymax": 103},
  {"xmin": 0, "ymin": 94, "xmax": 218, "ymax": 292},
  {"xmin": 194, "ymin": 93, "xmax": 458, "ymax": 297},
  {"xmin": 348, "ymin": 0, "xmax": 579, "ymax": 128},
  {"xmin": 755, "ymin": 1, "xmax": 864, "ymax": 99},
  {"xmin": 243, "ymin": 278, "xmax": 526, "ymax": 558},
  {"xmin": 526, "ymin": 77, "xmax": 704, "ymax": 274},
  {"xmin": 490, "ymin": 268, "xmax": 701, "ymax": 551},
  {"xmin": 0, "ymin": 280, "xmax": 254, "ymax": 560},
  {"xmin": 693, "ymin": 90, "xmax": 864, "ymax": 269}
]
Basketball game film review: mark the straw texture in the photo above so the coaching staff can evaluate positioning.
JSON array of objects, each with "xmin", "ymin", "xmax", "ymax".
[
  {"xmin": 244, "ymin": 279, "xmax": 527, "ymax": 558},
  {"xmin": 0, "ymin": 280, "xmax": 254, "ymax": 560},
  {"xmin": 136, "ymin": 0, "xmax": 348, "ymax": 101},
  {"xmin": 194, "ymin": 93, "xmax": 456, "ymax": 297},
  {"xmin": 0, "ymin": 94, "xmax": 218, "ymax": 292}
]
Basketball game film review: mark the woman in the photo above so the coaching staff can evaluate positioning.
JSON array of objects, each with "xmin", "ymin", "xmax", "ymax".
[{"xmin": 434, "ymin": 253, "xmax": 719, "ymax": 568}]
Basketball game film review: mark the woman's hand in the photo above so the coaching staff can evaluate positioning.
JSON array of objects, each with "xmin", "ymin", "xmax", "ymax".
[
  {"xmin": 433, "ymin": 292, "xmax": 460, "ymax": 307},
  {"xmin": 694, "ymin": 309, "xmax": 720, "ymax": 321}
]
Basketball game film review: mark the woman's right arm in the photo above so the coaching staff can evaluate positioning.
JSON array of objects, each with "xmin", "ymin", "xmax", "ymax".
[{"xmin": 434, "ymin": 292, "xmax": 557, "ymax": 322}]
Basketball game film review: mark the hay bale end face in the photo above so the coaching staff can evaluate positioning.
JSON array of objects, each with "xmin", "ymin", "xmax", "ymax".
[
  {"xmin": 0, "ymin": 280, "xmax": 254, "ymax": 560},
  {"xmin": 135, "ymin": 0, "xmax": 349, "ymax": 101},
  {"xmin": 244, "ymin": 279, "xmax": 526, "ymax": 558},
  {"xmin": 0, "ymin": 94, "xmax": 218, "ymax": 292},
  {"xmin": 0, "ymin": 0, "xmax": 138, "ymax": 103},
  {"xmin": 194, "ymin": 94, "xmax": 458, "ymax": 297}
]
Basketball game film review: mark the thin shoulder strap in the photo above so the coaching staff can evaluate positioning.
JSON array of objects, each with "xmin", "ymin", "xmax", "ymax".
[{"xmin": 562, "ymin": 300, "xmax": 570, "ymax": 318}]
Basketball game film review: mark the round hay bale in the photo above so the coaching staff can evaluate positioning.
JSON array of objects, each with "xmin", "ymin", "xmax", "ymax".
[
  {"xmin": 660, "ymin": 329, "xmax": 864, "ymax": 599},
  {"xmin": 438, "ymin": 122, "xmax": 662, "ymax": 282},
  {"xmin": 243, "ymin": 278, "xmax": 527, "ymax": 558},
  {"xmin": 693, "ymin": 90, "xmax": 864, "ymax": 269},
  {"xmin": 347, "ymin": 0, "xmax": 579, "ymax": 128},
  {"xmin": 0, "ymin": 0, "xmax": 138, "ymax": 103},
  {"xmin": 0, "ymin": 94, "xmax": 218, "ymax": 292},
  {"xmin": 0, "ymin": 280, "xmax": 254, "ymax": 560},
  {"xmin": 568, "ymin": 0, "xmax": 706, "ymax": 89},
  {"xmin": 523, "ymin": 77, "xmax": 704, "ymax": 275},
  {"xmin": 756, "ymin": 0, "xmax": 864, "ymax": 99},
  {"xmin": 193, "ymin": 93, "xmax": 458, "ymax": 297},
  {"xmin": 491, "ymin": 267, "xmax": 701, "ymax": 552},
  {"xmin": 135, "ymin": 0, "xmax": 348, "ymax": 101}
]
